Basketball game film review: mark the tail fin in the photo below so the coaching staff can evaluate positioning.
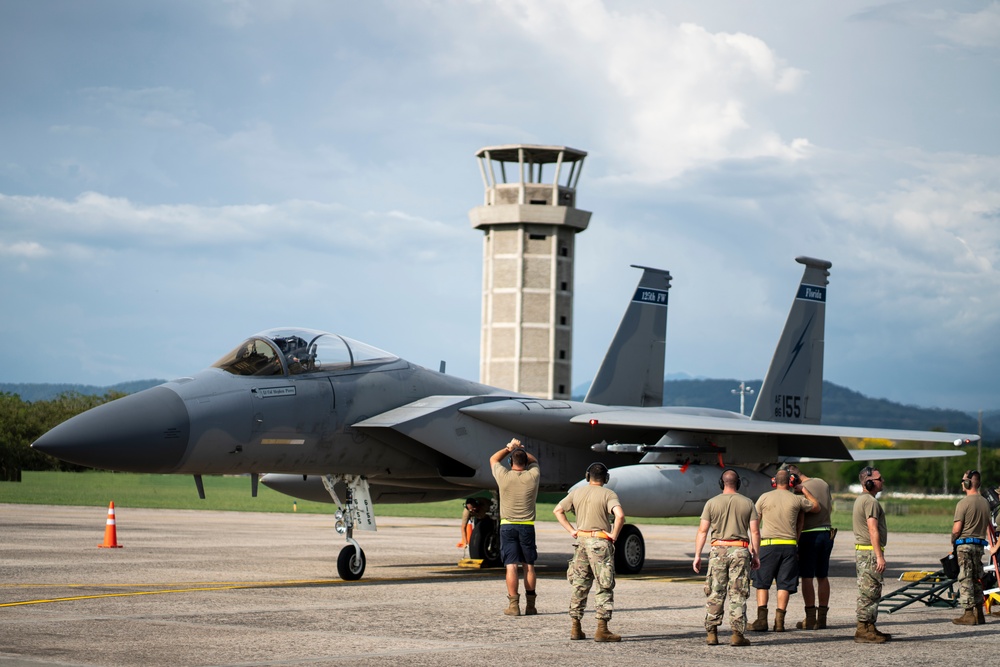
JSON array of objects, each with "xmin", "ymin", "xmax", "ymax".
[
  {"xmin": 584, "ymin": 265, "xmax": 671, "ymax": 407},
  {"xmin": 750, "ymin": 256, "xmax": 831, "ymax": 424}
]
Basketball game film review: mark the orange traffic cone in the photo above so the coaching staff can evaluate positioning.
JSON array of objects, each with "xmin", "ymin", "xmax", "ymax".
[{"xmin": 98, "ymin": 501, "xmax": 123, "ymax": 548}]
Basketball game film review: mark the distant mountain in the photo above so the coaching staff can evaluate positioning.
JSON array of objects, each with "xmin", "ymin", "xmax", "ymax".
[{"xmin": 0, "ymin": 380, "xmax": 165, "ymax": 402}]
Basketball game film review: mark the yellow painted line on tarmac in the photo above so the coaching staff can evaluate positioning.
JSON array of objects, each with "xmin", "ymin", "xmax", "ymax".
[{"xmin": 0, "ymin": 570, "xmax": 495, "ymax": 608}]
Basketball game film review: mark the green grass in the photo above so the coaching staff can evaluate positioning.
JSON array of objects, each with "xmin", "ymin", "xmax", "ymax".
[{"xmin": 0, "ymin": 472, "xmax": 960, "ymax": 533}]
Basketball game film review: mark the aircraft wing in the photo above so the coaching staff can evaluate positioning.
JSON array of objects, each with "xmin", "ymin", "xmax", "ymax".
[{"xmin": 571, "ymin": 409, "xmax": 976, "ymax": 461}]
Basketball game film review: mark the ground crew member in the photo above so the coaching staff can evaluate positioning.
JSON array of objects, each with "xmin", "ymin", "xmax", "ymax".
[
  {"xmin": 749, "ymin": 469, "xmax": 819, "ymax": 633},
  {"xmin": 458, "ymin": 497, "xmax": 491, "ymax": 547},
  {"xmin": 854, "ymin": 466, "xmax": 890, "ymax": 643},
  {"xmin": 952, "ymin": 469, "xmax": 992, "ymax": 625},
  {"xmin": 785, "ymin": 464, "xmax": 834, "ymax": 630},
  {"xmin": 554, "ymin": 462, "xmax": 625, "ymax": 642},
  {"xmin": 693, "ymin": 468, "xmax": 761, "ymax": 647},
  {"xmin": 490, "ymin": 438, "xmax": 541, "ymax": 616}
]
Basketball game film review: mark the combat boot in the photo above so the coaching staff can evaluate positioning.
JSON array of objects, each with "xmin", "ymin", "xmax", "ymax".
[
  {"xmin": 594, "ymin": 619, "xmax": 621, "ymax": 642},
  {"xmin": 816, "ymin": 605, "xmax": 829, "ymax": 629},
  {"xmin": 773, "ymin": 608, "xmax": 786, "ymax": 632},
  {"xmin": 570, "ymin": 618, "xmax": 585, "ymax": 640},
  {"xmin": 524, "ymin": 591, "xmax": 537, "ymax": 616},
  {"xmin": 749, "ymin": 605, "xmax": 769, "ymax": 632},
  {"xmin": 953, "ymin": 608, "xmax": 978, "ymax": 625},
  {"xmin": 977, "ymin": 605, "xmax": 986, "ymax": 624},
  {"xmin": 730, "ymin": 631, "xmax": 751, "ymax": 646},
  {"xmin": 795, "ymin": 605, "xmax": 817, "ymax": 630},
  {"xmin": 854, "ymin": 621, "xmax": 885, "ymax": 644},
  {"xmin": 706, "ymin": 627, "xmax": 718, "ymax": 645},
  {"xmin": 504, "ymin": 594, "xmax": 521, "ymax": 616},
  {"xmin": 868, "ymin": 622, "xmax": 891, "ymax": 641}
]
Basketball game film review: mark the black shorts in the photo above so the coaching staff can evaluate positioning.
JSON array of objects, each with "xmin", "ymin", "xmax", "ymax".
[
  {"xmin": 798, "ymin": 530, "xmax": 834, "ymax": 579},
  {"xmin": 500, "ymin": 524, "xmax": 537, "ymax": 565},
  {"xmin": 751, "ymin": 544, "xmax": 799, "ymax": 592}
]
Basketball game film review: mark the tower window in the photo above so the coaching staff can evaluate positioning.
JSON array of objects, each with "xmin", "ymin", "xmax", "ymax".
[
  {"xmin": 560, "ymin": 316, "xmax": 567, "ymax": 325},
  {"xmin": 558, "ymin": 384, "xmax": 566, "ymax": 394},
  {"xmin": 529, "ymin": 233, "xmax": 547, "ymax": 240},
  {"xmin": 560, "ymin": 246, "xmax": 568, "ymax": 257},
  {"xmin": 560, "ymin": 281, "xmax": 568, "ymax": 291},
  {"xmin": 559, "ymin": 350, "xmax": 566, "ymax": 359}
]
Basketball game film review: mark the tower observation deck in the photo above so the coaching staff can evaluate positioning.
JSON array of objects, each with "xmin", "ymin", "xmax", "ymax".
[{"xmin": 469, "ymin": 144, "xmax": 591, "ymax": 400}]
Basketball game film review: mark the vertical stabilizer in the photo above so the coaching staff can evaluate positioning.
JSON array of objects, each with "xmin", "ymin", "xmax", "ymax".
[
  {"xmin": 584, "ymin": 266, "xmax": 671, "ymax": 407},
  {"xmin": 750, "ymin": 256, "xmax": 831, "ymax": 424}
]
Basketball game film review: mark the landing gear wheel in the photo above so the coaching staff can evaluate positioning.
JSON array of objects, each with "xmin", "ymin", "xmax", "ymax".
[
  {"xmin": 469, "ymin": 517, "xmax": 502, "ymax": 568},
  {"xmin": 337, "ymin": 545, "xmax": 366, "ymax": 580},
  {"xmin": 614, "ymin": 524, "xmax": 645, "ymax": 574}
]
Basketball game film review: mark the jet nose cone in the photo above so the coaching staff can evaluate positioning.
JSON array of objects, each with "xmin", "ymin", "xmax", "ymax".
[{"xmin": 32, "ymin": 386, "xmax": 190, "ymax": 473}]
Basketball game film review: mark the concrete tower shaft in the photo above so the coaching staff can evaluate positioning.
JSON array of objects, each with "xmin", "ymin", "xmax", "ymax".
[{"xmin": 469, "ymin": 144, "xmax": 591, "ymax": 400}]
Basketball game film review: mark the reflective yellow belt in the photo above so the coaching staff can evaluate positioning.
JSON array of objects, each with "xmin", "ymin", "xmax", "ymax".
[
  {"xmin": 500, "ymin": 520, "xmax": 534, "ymax": 525},
  {"xmin": 760, "ymin": 538, "xmax": 797, "ymax": 546},
  {"xmin": 855, "ymin": 544, "xmax": 885, "ymax": 550},
  {"xmin": 802, "ymin": 526, "xmax": 832, "ymax": 533}
]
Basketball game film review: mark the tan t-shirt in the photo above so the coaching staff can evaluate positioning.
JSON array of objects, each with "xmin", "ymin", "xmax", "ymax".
[
  {"xmin": 755, "ymin": 489, "xmax": 814, "ymax": 540},
  {"xmin": 492, "ymin": 462, "xmax": 540, "ymax": 522},
  {"xmin": 801, "ymin": 477, "xmax": 832, "ymax": 530},
  {"xmin": 853, "ymin": 493, "xmax": 887, "ymax": 547},
  {"xmin": 954, "ymin": 493, "xmax": 991, "ymax": 540},
  {"xmin": 701, "ymin": 492, "xmax": 758, "ymax": 542},
  {"xmin": 556, "ymin": 484, "xmax": 622, "ymax": 532}
]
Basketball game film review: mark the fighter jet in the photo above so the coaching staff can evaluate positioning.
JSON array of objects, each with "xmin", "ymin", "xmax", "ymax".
[{"xmin": 33, "ymin": 257, "xmax": 975, "ymax": 580}]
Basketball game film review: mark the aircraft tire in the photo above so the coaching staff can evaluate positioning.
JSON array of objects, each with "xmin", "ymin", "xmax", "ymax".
[
  {"xmin": 469, "ymin": 517, "xmax": 502, "ymax": 568},
  {"xmin": 337, "ymin": 545, "xmax": 366, "ymax": 580},
  {"xmin": 614, "ymin": 524, "xmax": 645, "ymax": 575}
]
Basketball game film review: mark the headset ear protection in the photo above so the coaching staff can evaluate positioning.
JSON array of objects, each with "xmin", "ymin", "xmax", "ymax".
[
  {"xmin": 770, "ymin": 472, "xmax": 799, "ymax": 488},
  {"xmin": 963, "ymin": 470, "xmax": 979, "ymax": 490},
  {"xmin": 720, "ymin": 468, "xmax": 741, "ymax": 491},
  {"xmin": 585, "ymin": 462, "xmax": 610, "ymax": 484},
  {"xmin": 861, "ymin": 466, "xmax": 876, "ymax": 492}
]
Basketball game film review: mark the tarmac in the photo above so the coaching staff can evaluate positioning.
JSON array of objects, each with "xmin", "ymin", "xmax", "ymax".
[{"xmin": 2, "ymin": 503, "xmax": 998, "ymax": 667}]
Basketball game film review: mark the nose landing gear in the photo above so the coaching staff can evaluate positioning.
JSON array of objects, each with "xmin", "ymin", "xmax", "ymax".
[{"xmin": 322, "ymin": 474, "xmax": 376, "ymax": 580}]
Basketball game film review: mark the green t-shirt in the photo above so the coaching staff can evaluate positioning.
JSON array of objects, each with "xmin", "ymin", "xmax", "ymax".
[
  {"xmin": 492, "ymin": 462, "xmax": 540, "ymax": 522},
  {"xmin": 701, "ymin": 492, "xmax": 758, "ymax": 542},
  {"xmin": 801, "ymin": 477, "xmax": 832, "ymax": 530},
  {"xmin": 954, "ymin": 493, "xmax": 991, "ymax": 540},
  {"xmin": 755, "ymin": 488, "xmax": 814, "ymax": 540},
  {"xmin": 852, "ymin": 493, "xmax": 887, "ymax": 547},
  {"xmin": 557, "ymin": 484, "xmax": 621, "ymax": 532}
]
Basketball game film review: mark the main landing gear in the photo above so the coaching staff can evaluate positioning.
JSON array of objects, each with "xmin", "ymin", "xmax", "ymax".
[
  {"xmin": 467, "ymin": 494, "xmax": 502, "ymax": 568},
  {"xmin": 322, "ymin": 474, "xmax": 376, "ymax": 581},
  {"xmin": 614, "ymin": 524, "xmax": 645, "ymax": 574}
]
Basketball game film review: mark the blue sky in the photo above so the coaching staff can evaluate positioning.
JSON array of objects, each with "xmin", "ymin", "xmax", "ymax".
[{"xmin": 1, "ymin": 0, "xmax": 997, "ymax": 412}]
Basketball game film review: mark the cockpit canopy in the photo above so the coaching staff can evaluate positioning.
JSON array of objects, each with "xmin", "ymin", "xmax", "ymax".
[{"xmin": 212, "ymin": 328, "xmax": 398, "ymax": 377}]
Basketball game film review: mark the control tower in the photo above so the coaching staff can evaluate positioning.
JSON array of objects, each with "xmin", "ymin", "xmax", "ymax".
[{"xmin": 469, "ymin": 144, "xmax": 591, "ymax": 400}]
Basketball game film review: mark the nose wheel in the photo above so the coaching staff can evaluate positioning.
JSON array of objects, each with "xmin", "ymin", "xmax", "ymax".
[
  {"xmin": 323, "ymin": 474, "xmax": 376, "ymax": 581},
  {"xmin": 337, "ymin": 542, "xmax": 366, "ymax": 580}
]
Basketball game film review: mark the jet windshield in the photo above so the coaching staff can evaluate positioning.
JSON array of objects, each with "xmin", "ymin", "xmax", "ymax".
[{"xmin": 212, "ymin": 328, "xmax": 398, "ymax": 377}]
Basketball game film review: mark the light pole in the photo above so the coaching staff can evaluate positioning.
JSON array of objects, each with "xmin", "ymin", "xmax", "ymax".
[{"xmin": 732, "ymin": 381, "xmax": 755, "ymax": 416}]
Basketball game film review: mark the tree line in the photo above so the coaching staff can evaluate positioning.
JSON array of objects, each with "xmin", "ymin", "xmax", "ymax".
[{"xmin": 0, "ymin": 391, "xmax": 124, "ymax": 480}]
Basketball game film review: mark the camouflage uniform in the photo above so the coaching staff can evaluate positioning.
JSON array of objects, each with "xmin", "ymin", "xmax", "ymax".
[
  {"xmin": 855, "ymin": 550, "xmax": 882, "ymax": 623},
  {"xmin": 705, "ymin": 546, "xmax": 752, "ymax": 633},
  {"xmin": 957, "ymin": 545, "xmax": 985, "ymax": 609},
  {"xmin": 568, "ymin": 538, "xmax": 616, "ymax": 620}
]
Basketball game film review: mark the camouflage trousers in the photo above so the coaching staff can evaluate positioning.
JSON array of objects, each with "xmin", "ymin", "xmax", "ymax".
[
  {"xmin": 956, "ymin": 544, "xmax": 985, "ymax": 609},
  {"xmin": 855, "ymin": 551, "xmax": 883, "ymax": 623},
  {"xmin": 567, "ymin": 537, "xmax": 615, "ymax": 620},
  {"xmin": 704, "ymin": 546, "xmax": 751, "ymax": 633}
]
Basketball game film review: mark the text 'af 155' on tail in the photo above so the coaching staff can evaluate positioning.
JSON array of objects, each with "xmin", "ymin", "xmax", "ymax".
[{"xmin": 751, "ymin": 256, "xmax": 832, "ymax": 425}]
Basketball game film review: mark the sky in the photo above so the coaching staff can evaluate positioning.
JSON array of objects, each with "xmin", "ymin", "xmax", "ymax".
[{"xmin": 1, "ymin": 0, "xmax": 998, "ymax": 412}]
